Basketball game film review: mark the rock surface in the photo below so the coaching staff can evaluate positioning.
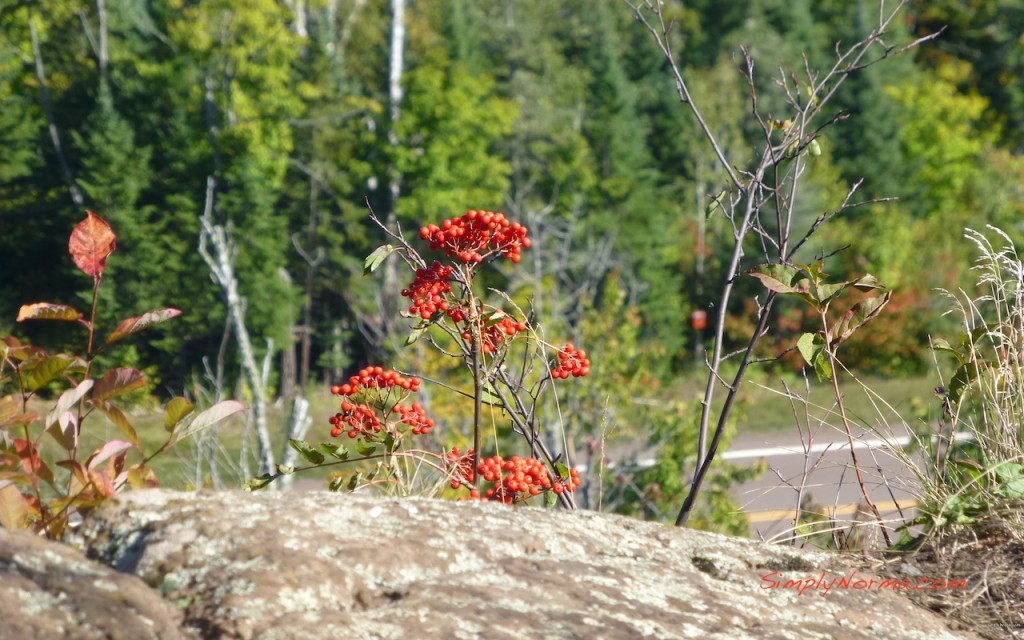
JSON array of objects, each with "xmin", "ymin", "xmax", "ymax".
[
  {"xmin": 56, "ymin": 489, "xmax": 978, "ymax": 640},
  {"xmin": 0, "ymin": 525, "xmax": 188, "ymax": 639}
]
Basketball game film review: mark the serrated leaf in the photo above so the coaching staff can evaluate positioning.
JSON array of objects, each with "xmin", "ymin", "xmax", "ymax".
[
  {"xmin": 104, "ymin": 308, "xmax": 183, "ymax": 347},
  {"xmin": 363, "ymin": 244, "xmax": 397, "ymax": 275},
  {"xmin": 319, "ymin": 442, "xmax": 350, "ymax": 460},
  {"xmin": 164, "ymin": 397, "xmax": 195, "ymax": 432},
  {"xmin": 69, "ymin": 211, "xmax": 117, "ymax": 277},
  {"xmin": 25, "ymin": 354, "xmax": 76, "ymax": 392},
  {"xmin": 244, "ymin": 473, "xmax": 276, "ymax": 491},
  {"xmin": 168, "ymin": 400, "xmax": 245, "ymax": 446},
  {"xmin": 96, "ymin": 402, "xmax": 140, "ymax": 447},
  {"xmin": 93, "ymin": 368, "xmax": 146, "ymax": 402},
  {"xmin": 16, "ymin": 303, "xmax": 83, "ymax": 323},
  {"xmin": 289, "ymin": 439, "xmax": 325, "ymax": 465}
]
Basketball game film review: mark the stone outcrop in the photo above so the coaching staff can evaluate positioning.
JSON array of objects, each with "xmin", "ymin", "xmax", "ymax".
[
  {"xmin": 46, "ymin": 489, "xmax": 977, "ymax": 640},
  {"xmin": 0, "ymin": 525, "xmax": 188, "ymax": 639}
]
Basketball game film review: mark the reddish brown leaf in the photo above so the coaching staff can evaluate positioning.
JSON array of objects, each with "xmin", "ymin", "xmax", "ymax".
[
  {"xmin": 92, "ymin": 368, "xmax": 146, "ymax": 402},
  {"xmin": 104, "ymin": 308, "xmax": 183, "ymax": 347},
  {"xmin": 69, "ymin": 211, "xmax": 117, "ymax": 277}
]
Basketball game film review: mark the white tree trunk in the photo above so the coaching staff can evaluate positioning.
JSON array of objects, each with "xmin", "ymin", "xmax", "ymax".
[{"xmin": 198, "ymin": 177, "xmax": 277, "ymax": 477}]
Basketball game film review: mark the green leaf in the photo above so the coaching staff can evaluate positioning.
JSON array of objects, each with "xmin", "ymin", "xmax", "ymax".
[
  {"xmin": 169, "ymin": 400, "xmax": 245, "ymax": 446},
  {"xmin": 16, "ymin": 303, "xmax": 83, "ymax": 323},
  {"xmin": 554, "ymin": 461, "xmax": 570, "ymax": 478},
  {"xmin": 363, "ymin": 244, "xmax": 397, "ymax": 275},
  {"xmin": 276, "ymin": 464, "xmax": 295, "ymax": 475},
  {"xmin": 931, "ymin": 338, "xmax": 963, "ymax": 365},
  {"xmin": 96, "ymin": 401, "xmax": 141, "ymax": 447},
  {"xmin": 25, "ymin": 355, "xmax": 78, "ymax": 392},
  {"xmin": 319, "ymin": 441, "xmax": 350, "ymax": 460},
  {"xmin": 356, "ymin": 441, "xmax": 377, "ymax": 456},
  {"xmin": 289, "ymin": 439, "xmax": 325, "ymax": 465},
  {"xmin": 850, "ymin": 274, "xmax": 886, "ymax": 292},
  {"xmin": 405, "ymin": 324, "xmax": 428, "ymax": 346},
  {"xmin": 44, "ymin": 380, "xmax": 94, "ymax": 447},
  {"xmin": 748, "ymin": 264, "xmax": 818, "ymax": 309},
  {"xmin": 104, "ymin": 308, "xmax": 183, "ymax": 347},
  {"xmin": 164, "ymin": 397, "xmax": 196, "ymax": 433},
  {"xmin": 244, "ymin": 473, "xmax": 276, "ymax": 491},
  {"xmin": 796, "ymin": 332, "xmax": 832, "ymax": 381},
  {"xmin": 92, "ymin": 368, "xmax": 147, "ymax": 402},
  {"xmin": 948, "ymin": 360, "xmax": 988, "ymax": 405},
  {"xmin": 479, "ymin": 385, "xmax": 502, "ymax": 406},
  {"xmin": 832, "ymin": 291, "xmax": 892, "ymax": 347}
]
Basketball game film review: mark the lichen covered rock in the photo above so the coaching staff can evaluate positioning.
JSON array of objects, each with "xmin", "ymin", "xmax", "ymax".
[
  {"xmin": 65, "ymin": 490, "xmax": 976, "ymax": 639},
  {"xmin": 0, "ymin": 525, "xmax": 188, "ymax": 639}
]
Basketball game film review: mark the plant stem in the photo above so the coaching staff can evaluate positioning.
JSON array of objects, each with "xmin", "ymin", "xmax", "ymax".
[{"xmin": 822, "ymin": 311, "xmax": 891, "ymax": 547}]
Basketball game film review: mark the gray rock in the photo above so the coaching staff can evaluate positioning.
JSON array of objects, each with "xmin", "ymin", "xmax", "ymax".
[
  {"xmin": 68, "ymin": 490, "xmax": 977, "ymax": 640},
  {"xmin": 0, "ymin": 525, "xmax": 188, "ymax": 640}
]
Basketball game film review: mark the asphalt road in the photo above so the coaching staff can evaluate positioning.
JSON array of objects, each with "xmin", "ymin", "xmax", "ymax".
[{"xmin": 723, "ymin": 425, "xmax": 955, "ymax": 543}]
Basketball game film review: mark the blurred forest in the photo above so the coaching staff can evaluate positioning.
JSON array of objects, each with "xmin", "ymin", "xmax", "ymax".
[{"xmin": 1, "ymin": 0, "xmax": 1022, "ymax": 398}]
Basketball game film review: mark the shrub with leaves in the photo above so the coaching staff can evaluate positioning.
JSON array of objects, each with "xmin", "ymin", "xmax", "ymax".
[{"xmin": 0, "ymin": 212, "xmax": 243, "ymax": 539}]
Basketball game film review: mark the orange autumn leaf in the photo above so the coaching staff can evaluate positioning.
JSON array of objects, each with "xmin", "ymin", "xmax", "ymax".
[{"xmin": 69, "ymin": 211, "xmax": 117, "ymax": 277}]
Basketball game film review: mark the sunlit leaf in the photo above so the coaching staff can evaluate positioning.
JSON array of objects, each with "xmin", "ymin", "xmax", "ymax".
[
  {"xmin": 244, "ymin": 473, "xmax": 276, "ymax": 491},
  {"xmin": 832, "ymin": 291, "xmax": 892, "ymax": 347},
  {"xmin": 796, "ymin": 332, "xmax": 832, "ymax": 381},
  {"xmin": 92, "ymin": 368, "xmax": 146, "ymax": 402},
  {"xmin": 16, "ymin": 303, "xmax": 83, "ymax": 323},
  {"xmin": 85, "ymin": 440, "xmax": 133, "ymax": 471},
  {"xmin": 44, "ymin": 380, "xmax": 93, "ymax": 446},
  {"xmin": 164, "ymin": 397, "xmax": 195, "ymax": 432},
  {"xmin": 96, "ymin": 402, "xmax": 140, "ymax": 447},
  {"xmin": 0, "ymin": 396, "xmax": 20, "ymax": 426},
  {"xmin": 169, "ymin": 400, "xmax": 245, "ymax": 446},
  {"xmin": 69, "ymin": 211, "xmax": 117, "ymax": 277},
  {"xmin": 25, "ymin": 354, "xmax": 77, "ymax": 392},
  {"xmin": 319, "ymin": 442, "xmax": 349, "ymax": 460},
  {"xmin": 289, "ymin": 439, "xmax": 325, "ymax": 465},
  {"xmin": 356, "ymin": 441, "xmax": 377, "ymax": 456},
  {"xmin": 126, "ymin": 463, "xmax": 159, "ymax": 489},
  {"xmin": 363, "ymin": 244, "xmax": 397, "ymax": 275},
  {"xmin": 104, "ymin": 308, "xmax": 183, "ymax": 347},
  {"xmin": 0, "ymin": 484, "xmax": 32, "ymax": 529}
]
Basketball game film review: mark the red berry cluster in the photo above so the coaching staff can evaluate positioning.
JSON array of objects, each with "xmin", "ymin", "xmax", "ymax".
[
  {"xmin": 552, "ymin": 343, "xmax": 590, "ymax": 379},
  {"xmin": 330, "ymin": 367, "xmax": 421, "ymax": 396},
  {"xmin": 329, "ymin": 367, "xmax": 430, "ymax": 441},
  {"xmin": 446, "ymin": 448, "xmax": 581, "ymax": 504},
  {"xmin": 329, "ymin": 401, "xmax": 382, "ymax": 439},
  {"xmin": 397, "ymin": 402, "xmax": 435, "ymax": 435},
  {"xmin": 401, "ymin": 261, "xmax": 454, "ymax": 319},
  {"xmin": 462, "ymin": 315, "xmax": 528, "ymax": 354},
  {"xmin": 419, "ymin": 210, "xmax": 531, "ymax": 264},
  {"xmin": 446, "ymin": 446, "xmax": 476, "ymax": 490}
]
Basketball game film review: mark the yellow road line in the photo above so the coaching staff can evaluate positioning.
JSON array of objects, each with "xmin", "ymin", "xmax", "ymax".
[{"xmin": 744, "ymin": 500, "xmax": 917, "ymax": 524}]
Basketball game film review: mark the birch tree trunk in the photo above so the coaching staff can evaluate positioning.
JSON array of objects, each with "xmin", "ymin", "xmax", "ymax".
[{"xmin": 198, "ymin": 177, "xmax": 276, "ymax": 476}]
